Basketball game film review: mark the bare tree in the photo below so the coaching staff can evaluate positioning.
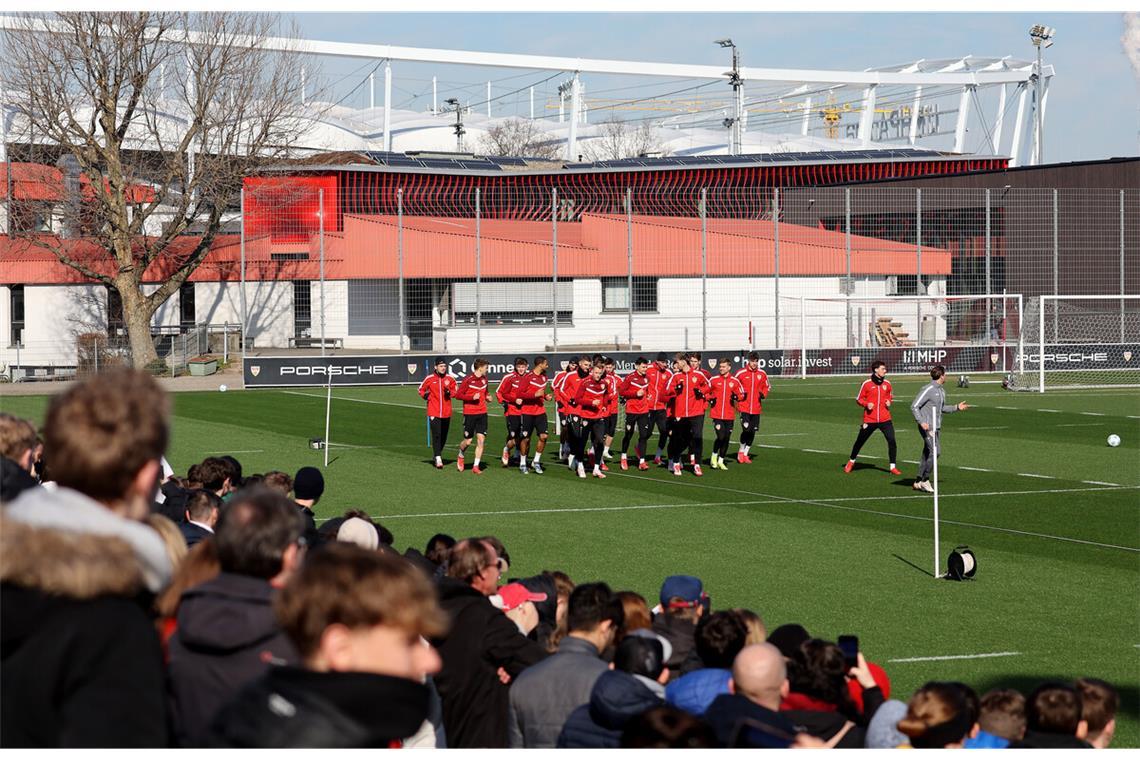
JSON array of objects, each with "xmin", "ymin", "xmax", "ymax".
[
  {"xmin": 477, "ymin": 117, "xmax": 559, "ymax": 159},
  {"xmin": 3, "ymin": 12, "xmax": 311, "ymax": 368},
  {"xmin": 582, "ymin": 118, "xmax": 671, "ymax": 162}
]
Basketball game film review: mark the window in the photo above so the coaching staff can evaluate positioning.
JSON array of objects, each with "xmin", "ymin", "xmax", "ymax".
[
  {"xmin": 602, "ymin": 277, "xmax": 657, "ymax": 313},
  {"xmin": 452, "ymin": 280, "xmax": 573, "ymax": 325},
  {"xmin": 887, "ymin": 275, "xmax": 920, "ymax": 297},
  {"xmin": 107, "ymin": 286, "xmax": 125, "ymax": 335},
  {"xmin": 179, "ymin": 282, "xmax": 196, "ymax": 327},
  {"xmin": 293, "ymin": 281, "xmax": 312, "ymax": 338},
  {"xmin": 9, "ymin": 285, "xmax": 24, "ymax": 346}
]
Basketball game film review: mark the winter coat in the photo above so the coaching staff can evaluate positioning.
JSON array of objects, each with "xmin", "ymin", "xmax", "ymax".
[
  {"xmin": 705, "ymin": 693, "xmax": 799, "ymax": 748},
  {"xmin": 557, "ymin": 670, "xmax": 666, "ymax": 748},
  {"xmin": 178, "ymin": 521, "xmax": 212, "ymax": 549},
  {"xmin": 0, "ymin": 516, "xmax": 168, "ymax": 747},
  {"xmin": 431, "ymin": 577, "xmax": 549, "ymax": 747},
  {"xmin": 651, "ymin": 612, "xmax": 702, "ymax": 680},
  {"xmin": 207, "ymin": 666, "xmax": 432, "ymax": 748},
  {"xmin": 0, "ymin": 456, "xmax": 38, "ymax": 502},
  {"xmin": 1011, "ymin": 730, "xmax": 1093, "ymax": 749},
  {"xmin": 508, "ymin": 636, "xmax": 609, "ymax": 747},
  {"xmin": 781, "ymin": 687, "xmax": 884, "ymax": 748},
  {"xmin": 167, "ymin": 572, "xmax": 299, "ymax": 745},
  {"xmin": 665, "ymin": 667, "xmax": 732, "ymax": 716}
]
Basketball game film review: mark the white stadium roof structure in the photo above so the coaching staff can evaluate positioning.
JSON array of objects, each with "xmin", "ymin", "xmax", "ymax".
[{"xmin": 0, "ymin": 15, "xmax": 1054, "ymax": 168}]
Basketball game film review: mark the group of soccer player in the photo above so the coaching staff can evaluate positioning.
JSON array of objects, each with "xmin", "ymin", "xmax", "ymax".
[{"xmin": 417, "ymin": 351, "xmax": 772, "ymax": 479}]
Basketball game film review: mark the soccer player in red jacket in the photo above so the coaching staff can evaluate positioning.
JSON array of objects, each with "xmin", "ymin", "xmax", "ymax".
[
  {"xmin": 601, "ymin": 356, "xmax": 620, "ymax": 462},
  {"xmin": 733, "ymin": 351, "xmax": 771, "ymax": 464},
  {"xmin": 551, "ymin": 360, "xmax": 574, "ymax": 461},
  {"xmin": 668, "ymin": 353, "xmax": 711, "ymax": 477},
  {"xmin": 686, "ymin": 353, "xmax": 712, "ymax": 467},
  {"xmin": 516, "ymin": 356, "xmax": 552, "ymax": 475},
  {"xmin": 618, "ymin": 357, "xmax": 654, "ymax": 471},
  {"xmin": 708, "ymin": 358, "xmax": 747, "ymax": 471},
  {"xmin": 418, "ymin": 357, "xmax": 458, "ymax": 469},
  {"xmin": 844, "ymin": 360, "xmax": 901, "ymax": 476},
  {"xmin": 454, "ymin": 358, "xmax": 490, "ymax": 474},
  {"xmin": 556, "ymin": 355, "xmax": 592, "ymax": 471},
  {"xmin": 496, "ymin": 357, "xmax": 528, "ymax": 467},
  {"xmin": 646, "ymin": 352, "xmax": 674, "ymax": 465},
  {"xmin": 572, "ymin": 362, "xmax": 611, "ymax": 479}
]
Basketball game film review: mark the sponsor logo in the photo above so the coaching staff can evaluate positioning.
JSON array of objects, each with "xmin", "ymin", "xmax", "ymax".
[
  {"xmin": 1126, "ymin": 351, "xmax": 1133, "ymax": 362},
  {"xmin": 1017, "ymin": 351, "xmax": 1110, "ymax": 365},
  {"xmin": 560, "ymin": 360, "xmax": 569, "ymax": 369},
  {"xmin": 850, "ymin": 356, "xmax": 861, "ymax": 366},
  {"xmin": 280, "ymin": 365, "xmax": 389, "ymax": 376},
  {"xmin": 902, "ymin": 349, "xmax": 948, "ymax": 364},
  {"xmin": 407, "ymin": 363, "xmax": 417, "ymax": 374},
  {"xmin": 990, "ymin": 353, "xmax": 999, "ymax": 364},
  {"xmin": 707, "ymin": 359, "xmax": 716, "ymax": 369},
  {"xmin": 250, "ymin": 366, "xmax": 261, "ymax": 377},
  {"xmin": 449, "ymin": 358, "xmax": 468, "ymax": 378}
]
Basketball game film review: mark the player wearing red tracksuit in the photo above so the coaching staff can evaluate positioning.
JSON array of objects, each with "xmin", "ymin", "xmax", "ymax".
[
  {"xmin": 552, "ymin": 361, "xmax": 574, "ymax": 461},
  {"xmin": 645, "ymin": 352, "xmax": 674, "ymax": 465},
  {"xmin": 418, "ymin": 357, "xmax": 458, "ymax": 469},
  {"xmin": 708, "ymin": 358, "xmax": 747, "ymax": 471},
  {"xmin": 454, "ymin": 359, "xmax": 490, "ymax": 474},
  {"xmin": 686, "ymin": 353, "xmax": 712, "ymax": 466},
  {"xmin": 734, "ymin": 351, "xmax": 771, "ymax": 464},
  {"xmin": 496, "ymin": 357, "xmax": 528, "ymax": 467},
  {"xmin": 557, "ymin": 355, "xmax": 593, "ymax": 470},
  {"xmin": 618, "ymin": 357, "xmax": 654, "ymax": 471},
  {"xmin": 516, "ymin": 356, "xmax": 552, "ymax": 475},
  {"xmin": 602, "ymin": 358, "xmax": 620, "ymax": 462},
  {"xmin": 844, "ymin": 360, "xmax": 901, "ymax": 476},
  {"xmin": 572, "ymin": 363, "xmax": 611, "ymax": 479},
  {"xmin": 668, "ymin": 354, "xmax": 711, "ymax": 477}
]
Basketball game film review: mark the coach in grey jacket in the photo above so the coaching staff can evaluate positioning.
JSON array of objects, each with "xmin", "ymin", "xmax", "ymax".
[{"xmin": 910, "ymin": 365, "xmax": 970, "ymax": 492}]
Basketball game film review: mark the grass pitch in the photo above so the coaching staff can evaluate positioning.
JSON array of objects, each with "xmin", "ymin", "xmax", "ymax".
[{"xmin": 4, "ymin": 375, "xmax": 1139, "ymax": 745}]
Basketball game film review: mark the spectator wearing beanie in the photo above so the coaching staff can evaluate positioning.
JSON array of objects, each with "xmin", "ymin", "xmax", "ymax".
[
  {"xmin": 558, "ymin": 631, "xmax": 671, "ymax": 748},
  {"xmin": 292, "ymin": 466, "xmax": 323, "ymax": 545},
  {"xmin": 651, "ymin": 575, "xmax": 706, "ymax": 679},
  {"xmin": 1011, "ymin": 682, "xmax": 1092, "ymax": 749},
  {"xmin": 666, "ymin": 610, "xmax": 748, "ymax": 716},
  {"xmin": 337, "ymin": 517, "xmax": 379, "ymax": 550},
  {"xmin": 508, "ymin": 582, "xmax": 624, "ymax": 747}
]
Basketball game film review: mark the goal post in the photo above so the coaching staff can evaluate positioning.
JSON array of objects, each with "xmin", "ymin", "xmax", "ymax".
[
  {"xmin": 781, "ymin": 294, "xmax": 1024, "ymax": 378},
  {"xmin": 1011, "ymin": 295, "xmax": 1140, "ymax": 392}
]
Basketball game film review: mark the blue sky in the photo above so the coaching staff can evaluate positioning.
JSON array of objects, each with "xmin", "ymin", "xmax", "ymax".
[{"xmin": 294, "ymin": 12, "xmax": 1139, "ymax": 162}]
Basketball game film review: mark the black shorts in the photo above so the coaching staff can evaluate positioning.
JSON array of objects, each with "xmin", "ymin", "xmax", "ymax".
[
  {"xmin": 605, "ymin": 413, "xmax": 619, "ymax": 437},
  {"xmin": 712, "ymin": 417, "xmax": 734, "ymax": 433},
  {"xmin": 506, "ymin": 415, "xmax": 523, "ymax": 441},
  {"xmin": 463, "ymin": 414, "xmax": 488, "ymax": 439},
  {"xmin": 739, "ymin": 412, "xmax": 760, "ymax": 431},
  {"xmin": 522, "ymin": 413, "xmax": 548, "ymax": 437}
]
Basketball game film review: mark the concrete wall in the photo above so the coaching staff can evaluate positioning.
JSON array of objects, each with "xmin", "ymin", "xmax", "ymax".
[{"xmin": 0, "ymin": 283, "xmax": 107, "ymax": 369}]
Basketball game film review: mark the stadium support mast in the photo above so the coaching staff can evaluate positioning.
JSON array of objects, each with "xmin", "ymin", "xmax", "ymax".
[
  {"xmin": 445, "ymin": 97, "xmax": 465, "ymax": 152},
  {"xmin": 565, "ymin": 73, "xmax": 580, "ymax": 161},
  {"xmin": 1030, "ymin": 24, "xmax": 1055, "ymax": 165},
  {"xmin": 715, "ymin": 39, "xmax": 742, "ymax": 155}
]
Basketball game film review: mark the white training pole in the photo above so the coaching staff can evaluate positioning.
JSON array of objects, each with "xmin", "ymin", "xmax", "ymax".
[
  {"xmin": 324, "ymin": 370, "xmax": 332, "ymax": 468},
  {"xmin": 931, "ymin": 406, "xmax": 941, "ymax": 578}
]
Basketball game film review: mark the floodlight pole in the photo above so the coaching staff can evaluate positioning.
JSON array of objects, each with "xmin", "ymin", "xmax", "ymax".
[
  {"xmin": 1034, "ymin": 43, "xmax": 1043, "ymax": 165},
  {"xmin": 715, "ymin": 39, "xmax": 743, "ymax": 155}
]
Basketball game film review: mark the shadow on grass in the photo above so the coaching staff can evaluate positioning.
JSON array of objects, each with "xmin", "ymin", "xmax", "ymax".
[{"xmin": 893, "ymin": 554, "xmax": 935, "ymax": 577}]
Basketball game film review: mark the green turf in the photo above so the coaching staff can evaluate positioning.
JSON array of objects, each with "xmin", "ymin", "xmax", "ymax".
[{"xmin": 4, "ymin": 375, "xmax": 1139, "ymax": 745}]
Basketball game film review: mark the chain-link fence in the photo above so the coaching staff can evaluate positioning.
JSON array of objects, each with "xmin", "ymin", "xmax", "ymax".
[{"xmin": 235, "ymin": 184, "xmax": 1138, "ymax": 360}]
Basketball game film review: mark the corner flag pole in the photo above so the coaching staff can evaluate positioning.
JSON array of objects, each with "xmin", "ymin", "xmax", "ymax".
[
  {"xmin": 931, "ymin": 407, "xmax": 941, "ymax": 578},
  {"xmin": 324, "ymin": 369, "xmax": 332, "ymax": 468}
]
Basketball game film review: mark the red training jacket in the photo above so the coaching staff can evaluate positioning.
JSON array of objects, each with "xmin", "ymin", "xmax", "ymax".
[
  {"xmin": 454, "ymin": 374, "xmax": 489, "ymax": 415},
  {"xmin": 620, "ymin": 371, "xmax": 653, "ymax": 415},
  {"xmin": 709, "ymin": 374, "xmax": 747, "ymax": 420},
  {"xmin": 573, "ymin": 376, "xmax": 610, "ymax": 419},
  {"xmin": 646, "ymin": 364, "xmax": 672, "ymax": 412},
  {"xmin": 518, "ymin": 372, "xmax": 549, "ymax": 416},
  {"xmin": 734, "ymin": 367, "xmax": 771, "ymax": 414},
  {"xmin": 496, "ymin": 372, "xmax": 524, "ymax": 417},
  {"xmin": 603, "ymin": 371, "xmax": 620, "ymax": 415},
  {"xmin": 418, "ymin": 372, "xmax": 457, "ymax": 418},
  {"xmin": 671, "ymin": 370, "xmax": 711, "ymax": 419},
  {"xmin": 856, "ymin": 377, "xmax": 893, "ymax": 424},
  {"xmin": 557, "ymin": 368, "xmax": 588, "ymax": 412},
  {"xmin": 552, "ymin": 369, "xmax": 572, "ymax": 413}
]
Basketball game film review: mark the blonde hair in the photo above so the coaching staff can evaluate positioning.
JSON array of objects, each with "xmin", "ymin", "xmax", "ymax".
[
  {"xmin": 145, "ymin": 514, "xmax": 188, "ymax": 574},
  {"xmin": 732, "ymin": 608, "xmax": 767, "ymax": 645}
]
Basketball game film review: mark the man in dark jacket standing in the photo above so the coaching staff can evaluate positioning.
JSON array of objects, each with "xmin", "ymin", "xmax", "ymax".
[
  {"xmin": 652, "ymin": 574, "xmax": 706, "ymax": 679},
  {"xmin": 705, "ymin": 643, "xmax": 801, "ymax": 748},
  {"xmin": 208, "ymin": 544, "xmax": 447, "ymax": 747},
  {"xmin": 431, "ymin": 538, "xmax": 548, "ymax": 747},
  {"xmin": 168, "ymin": 488, "xmax": 306, "ymax": 745},
  {"xmin": 508, "ymin": 582, "xmax": 624, "ymax": 747}
]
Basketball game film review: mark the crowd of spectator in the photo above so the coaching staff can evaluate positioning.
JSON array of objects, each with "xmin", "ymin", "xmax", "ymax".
[{"xmin": 0, "ymin": 369, "xmax": 1123, "ymax": 748}]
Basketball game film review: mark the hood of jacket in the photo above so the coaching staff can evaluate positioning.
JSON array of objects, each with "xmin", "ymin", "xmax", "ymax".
[
  {"xmin": 588, "ymin": 670, "xmax": 665, "ymax": 731},
  {"xmin": 175, "ymin": 572, "xmax": 284, "ymax": 653},
  {"xmin": 666, "ymin": 667, "xmax": 732, "ymax": 715},
  {"xmin": 4, "ymin": 485, "xmax": 171, "ymax": 591}
]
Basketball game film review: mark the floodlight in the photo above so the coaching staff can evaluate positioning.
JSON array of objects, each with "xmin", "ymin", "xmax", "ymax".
[
  {"xmin": 1029, "ymin": 24, "xmax": 1055, "ymax": 48},
  {"xmin": 714, "ymin": 38, "xmax": 734, "ymax": 48}
]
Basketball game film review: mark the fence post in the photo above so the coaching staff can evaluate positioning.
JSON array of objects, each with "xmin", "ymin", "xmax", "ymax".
[
  {"xmin": 700, "ymin": 187, "xmax": 708, "ymax": 351},
  {"xmin": 845, "ymin": 187, "xmax": 852, "ymax": 347},
  {"xmin": 916, "ymin": 188, "xmax": 922, "ymax": 341},
  {"xmin": 318, "ymin": 188, "xmax": 326, "ymax": 358},
  {"xmin": 397, "ymin": 188, "xmax": 405, "ymax": 354},
  {"xmin": 626, "ymin": 187, "xmax": 633, "ymax": 349},
  {"xmin": 223, "ymin": 323, "xmax": 228, "ymax": 364},
  {"xmin": 774, "ymin": 187, "xmax": 780, "ymax": 348},
  {"xmin": 1122, "ymin": 190, "xmax": 1127, "ymax": 342},
  {"xmin": 1052, "ymin": 188, "xmax": 1059, "ymax": 341},
  {"xmin": 475, "ymin": 187, "xmax": 482, "ymax": 353},
  {"xmin": 552, "ymin": 187, "xmax": 559, "ymax": 351},
  {"xmin": 800, "ymin": 296, "xmax": 806, "ymax": 380},
  {"xmin": 240, "ymin": 185, "xmax": 247, "ymax": 360},
  {"xmin": 985, "ymin": 188, "xmax": 992, "ymax": 338}
]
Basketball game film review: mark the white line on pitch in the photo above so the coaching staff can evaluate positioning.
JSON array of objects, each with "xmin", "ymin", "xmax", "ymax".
[
  {"xmin": 1083, "ymin": 480, "xmax": 1121, "ymax": 487},
  {"xmin": 763, "ymin": 433, "xmax": 811, "ymax": 437},
  {"xmin": 356, "ymin": 498, "xmax": 771, "ymax": 521},
  {"xmin": 958, "ymin": 426, "xmax": 1009, "ymax": 431},
  {"xmin": 1018, "ymin": 473, "xmax": 1055, "ymax": 479},
  {"xmin": 802, "ymin": 448, "xmax": 830, "ymax": 454},
  {"xmin": 1129, "ymin": 416, "xmax": 1140, "ymax": 420},
  {"xmin": 959, "ymin": 466, "xmax": 994, "ymax": 472},
  {"xmin": 205, "ymin": 449, "xmax": 265, "ymax": 454},
  {"xmin": 995, "ymin": 406, "xmax": 1018, "ymax": 410},
  {"xmin": 1080, "ymin": 412, "xmax": 1107, "ymax": 417},
  {"xmin": 757, "ymin": 444, "xmax": 784, "ymax": 449},
  {"xmin": 903, "ymin": 459, "xmax": 920, "ymax": 464},
  {"xmin": 1037, "ymin": 409, "xmax": 1062, "ymax": 413},
  {"xmin": 888, "ymin": 651, "xmax": 1022, "ymax": 664},
  {"xmin": 1057, "ymin": 423, "xmax": 1106, "ymax": 427}
]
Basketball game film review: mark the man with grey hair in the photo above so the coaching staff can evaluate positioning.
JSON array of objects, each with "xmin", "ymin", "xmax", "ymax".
[{"xmin": 910, "ymin": 364, "xmax": 970, "ymax": 493}]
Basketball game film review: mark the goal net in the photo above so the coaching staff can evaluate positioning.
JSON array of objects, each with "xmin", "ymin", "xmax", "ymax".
[
  {"xmin": 1007, "ymin": 295, "xmax": 1140, "ymax": 392},
  {"xmin": 780, "ymin": 294, "xmax": 1024, "ymax": 376}
]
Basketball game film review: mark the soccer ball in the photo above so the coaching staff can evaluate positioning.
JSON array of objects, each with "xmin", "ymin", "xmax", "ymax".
[
  {"xmin": 1107, "ymin": 434, "xmax": 1121, "ymax": 448},
  {"xmin": 219, "ymin": 384, "xmax": 228, "ymax": 393}
]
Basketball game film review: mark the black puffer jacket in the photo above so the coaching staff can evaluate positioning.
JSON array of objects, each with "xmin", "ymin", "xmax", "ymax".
[
  {"xmin": 558, "ymin": 670, "xmax": 665, "ymax": 748},
  {"xmin": 0, "ymin": 517, "xmax": 168, "ymax": 747},
  {"xmin": 167, "ymin": 573, "xmax": 299, "ymax": 745},
  {"xmin": 208, "ymin": 667, "xmax": 431, "ymax": 748},
  {"xmin": 430, "ymin": 577, "xmax": 549, "ymax": 747}
]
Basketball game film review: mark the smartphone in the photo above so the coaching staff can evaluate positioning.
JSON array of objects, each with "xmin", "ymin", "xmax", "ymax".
[{"xmin": 838, "ymin": 634, "xmax": 859, "ymax": 670}]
